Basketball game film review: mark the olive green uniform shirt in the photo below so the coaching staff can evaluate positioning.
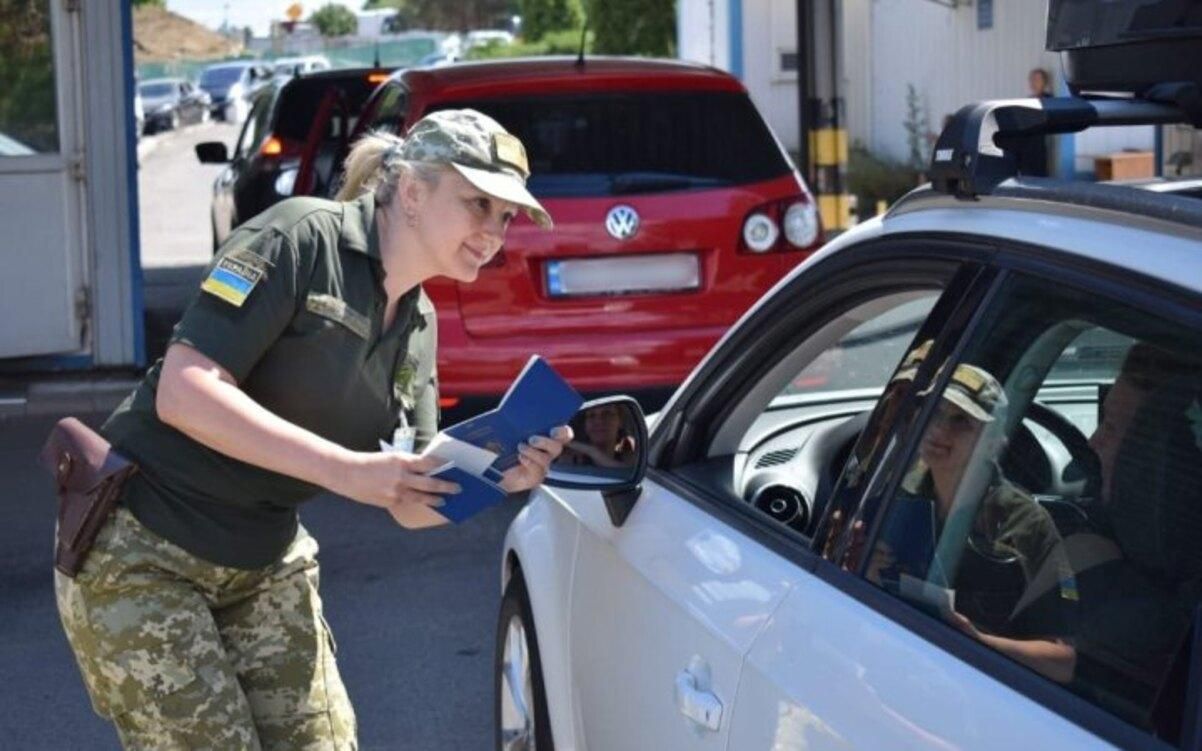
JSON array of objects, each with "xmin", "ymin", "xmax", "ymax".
[
  {"xmin": 103, "ymin": 195, "xmax": 439, "ymax": 569},
  {"xmin": 898, "ymin": 466, "xmax": 1074, "ymax": 637}
]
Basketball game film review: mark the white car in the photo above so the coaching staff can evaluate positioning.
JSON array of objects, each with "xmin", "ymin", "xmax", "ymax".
[
  {"xmin": 271, "ymin": 54, "xmax": 332, "ymax": 81},
  {"xmin": 494, "ymin": 26, "xmax": 1202, "ymax": 751}
]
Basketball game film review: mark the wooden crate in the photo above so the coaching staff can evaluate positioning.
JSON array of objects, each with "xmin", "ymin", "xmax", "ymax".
[{"xmin": 1095, "ymin": 151, "xmax": 1155, "ymax": 181}]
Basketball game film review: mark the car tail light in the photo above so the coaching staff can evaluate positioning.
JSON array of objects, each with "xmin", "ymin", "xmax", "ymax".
[
  {"xmin": 738, "ymin": 196, "xmax": 823, "ymax": 254},
  {"xmin": 439, "ymin": 396, "xmax": 461, "ymax": 409},
  {"xmin": 367, "ymin": 72, "xmax": 389, "ymax": 84},
  {"xmin": 258, "ymin": 135, "xmax": 302, "ymax": 159}
]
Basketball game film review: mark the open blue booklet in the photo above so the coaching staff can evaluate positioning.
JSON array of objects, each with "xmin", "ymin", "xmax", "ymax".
[{"xmin": 396, "ymin": 356, "xmax": 583, "ymax": 524}]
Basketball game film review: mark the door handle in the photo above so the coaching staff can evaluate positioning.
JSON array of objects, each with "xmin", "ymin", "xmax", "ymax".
[{"xmin": 675, "ymin": 668, "xmax": 723, "ymax": 732}]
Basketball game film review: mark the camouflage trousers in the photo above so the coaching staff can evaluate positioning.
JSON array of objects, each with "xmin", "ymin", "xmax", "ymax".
[{"xmin": 55, "ymin": 506, "xmax": 357, "ymax": 750}]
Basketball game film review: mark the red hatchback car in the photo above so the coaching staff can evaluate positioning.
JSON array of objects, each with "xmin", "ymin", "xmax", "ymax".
[{"xmin": 299, "ymin": 57, "xmax": 821, "ymax": 410}]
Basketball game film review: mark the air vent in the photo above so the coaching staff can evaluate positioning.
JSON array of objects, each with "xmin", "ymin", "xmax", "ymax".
[
  {"xmin": 755, "ymin": 447, "xmax": 799, "ymax": 469},
  {"xmin": 751, "ymin": 485, "xmax": 810, "ymax": 531}
]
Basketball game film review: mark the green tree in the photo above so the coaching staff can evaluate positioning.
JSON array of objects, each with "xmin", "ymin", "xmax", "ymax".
[
  {"xmin": 589, "ymin": 0, "xmax": 674, "ymax": 56},
  {"xmin": 520, "ymin": 0, "xmax": 582, "ymax": 41},
  {"xmin": 366, "ymin": 0, "xmax": 514, "ymax": 31},
  {"xmin": 131, "ymin": 0, "xmax": 166, "ymax": 7},
  {"xmin": 309, "ymin": 3, "xmax": 358, "ymax": 37},
  {"xmin": 0, "ymin": 0, "xmax": 59, "ymax": 152}
]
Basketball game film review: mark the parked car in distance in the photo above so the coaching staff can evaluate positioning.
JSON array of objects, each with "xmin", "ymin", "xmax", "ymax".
[
  {"xmin": 271, "ymin": 54, "xmax": 332, "ymax": 81},
  {"xmin": 196, "ymin": 67, "xmax": 392, "ymax": 250},
  {"xmin": 463, "ymin": 29, "xmax": 514, "ymax": 50},
  {"xmin": 299, "ymin": 57, "xmax": 822, "ymax": 413},
  {"xmin": 496, "ymin": 24, "xmax": 1202, "ymax": 749},
  {"xmin": 138, "ymin": 78, "xmax": 209, "ymax": 134},
  {"xmin": 197, "ymin": 61, "xmax": 271, "ymax": 122}
]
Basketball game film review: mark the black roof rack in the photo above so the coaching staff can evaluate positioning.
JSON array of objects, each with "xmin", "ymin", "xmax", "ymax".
[{"xmin": 930, "ymin": 91, "xmax": 1201, "ymax": 199}]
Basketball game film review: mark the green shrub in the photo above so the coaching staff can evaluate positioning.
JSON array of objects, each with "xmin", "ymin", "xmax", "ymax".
[
  {"xmin": 589, "ymin": 0, "xmax": 674, "ymax": 56},
  {"xmin": 847, "ymin": 144, "xmax": 921, "ymax": 219},
  {"xmin": 521, "ymin": 0, "xmax": 583, "ymax": 42},
  {"xmin": 465, "ymin": 28, "xmax": 592, "ymax": 59}
]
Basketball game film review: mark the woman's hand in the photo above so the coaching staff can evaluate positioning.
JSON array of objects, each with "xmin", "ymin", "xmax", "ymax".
[
  {"xmin": 327, "ymin": 450, "xmax": 461, "ymax": 511},
  {"xmin": 499, "ymin": 426, "xmax": 573, "ymax": 494}
]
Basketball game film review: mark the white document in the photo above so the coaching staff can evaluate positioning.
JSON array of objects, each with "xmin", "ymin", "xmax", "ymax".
[
  {"xmin": 899, "ymin": 573, "xmax": 956, "ymax": 617},
  {"xmin": 419, "ymin": 432, "xmax": 500, "ymax": 477}
]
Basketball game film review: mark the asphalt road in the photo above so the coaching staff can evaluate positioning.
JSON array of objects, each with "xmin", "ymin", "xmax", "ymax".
[
  {"xmin": 138, "ymin": 118, "xmax": 238, "ymax": 269},
  {"xmin": 1, "ymin": 415, "xmax": 522, "ymax": 751}
]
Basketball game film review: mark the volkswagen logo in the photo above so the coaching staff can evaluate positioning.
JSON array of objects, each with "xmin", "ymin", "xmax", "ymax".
[{"xmin": 605, "ymin": 205, "xmax": 640, "ymax": 241}]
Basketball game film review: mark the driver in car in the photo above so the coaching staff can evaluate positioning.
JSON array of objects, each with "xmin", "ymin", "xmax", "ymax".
[{"xmin": 870, "ymin": 362, "xmax": 1079, "ymax": 684}]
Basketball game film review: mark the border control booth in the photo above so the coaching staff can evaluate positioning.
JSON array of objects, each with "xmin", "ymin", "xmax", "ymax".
[{"xmin": 0, "ymin": 0, "xmax": 142, "ymax": 380}]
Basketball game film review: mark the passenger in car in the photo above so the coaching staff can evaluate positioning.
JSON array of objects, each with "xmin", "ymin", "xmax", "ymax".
[
  {"xmin": 1067, "ymin": 343, "xmax": 1202, "ymax": 722},
  {"xmin": 871, "ymin": 363, "xmax": 1079, "ymax": 683}
]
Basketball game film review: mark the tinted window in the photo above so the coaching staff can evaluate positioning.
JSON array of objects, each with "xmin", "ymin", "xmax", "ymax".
[
  {"xmin": 201, "ymin": 66, "xmax": 245, "ymax": 86},
  {"xmin": 139, "ymin": 82, "xmax": 175, "ymax": 98},
  {"xmin": 366, "ymin": 84, "xmax": 408, "ymax": 136},
  {"xmin": 865, "ymin": 273, "xmax": 1202, "ymax": 743},
  {"xmin": 430, "ymin": 92, "xmax": 792, "ymax": 198},
  {"xmin": 273, "ymin": 74, "xmax": 381, "ymax": 142}
]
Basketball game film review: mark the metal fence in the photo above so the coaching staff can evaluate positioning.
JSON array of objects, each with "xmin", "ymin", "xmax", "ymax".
[{"xmin": 137, "ymin": 34, "xmax": 448, "ymax": 82}]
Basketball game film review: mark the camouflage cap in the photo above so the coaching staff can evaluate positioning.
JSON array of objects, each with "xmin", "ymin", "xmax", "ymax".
[
  {"xmin": 940, "ymin": 363, "xmax": 1008, "ymax": 423},
  {"xmin": 401, "ymin": 109, "xmax": 553, "ymax": 229}
]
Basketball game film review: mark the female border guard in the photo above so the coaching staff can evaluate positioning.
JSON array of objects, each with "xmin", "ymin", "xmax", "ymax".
[{"xmin": 54, "ymin": 110, "xmax": 571, "ymax": 749}]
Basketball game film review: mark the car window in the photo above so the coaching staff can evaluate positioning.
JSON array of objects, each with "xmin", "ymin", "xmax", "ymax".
[
  {"xmin": 368, "ymin": 84, "xmax": 408, "ymax": 136},
  {"xmin": 200, "ymin": 66, "xmax": 243, "ymax": 86},
  {"xmin": 430, "ymin": 92, "xmax": 792, "ymax": 198},
  {"xmin": 235, "ymin": 90, "xmax": 274, "ymax": 159},
  {"xmin": 730, "ymin": 272, "xmax": 960, "ymax": 541},
  {"xmin": 864, "ymin": 272, "xmax": 1202, "ymax": 743},
  {"xmin": 273, "ymin": 74, "xmax": 380, "ymax": 142},
  {"xmin": 781, "ymin": 296, "xmax": 937, "ymax": 399}
]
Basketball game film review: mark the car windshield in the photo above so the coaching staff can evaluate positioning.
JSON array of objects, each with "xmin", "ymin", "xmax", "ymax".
[
  {"xmin": 139, "ymin": 82, "xmax": 174, "ymax": 98},
  {"xmin": 200, "ymin": 66, "xmax": 244, "ymax": 86},
  {"xmin": 780, "ymin": 296, "xmax": 937, "ymax": 399},
  {"xmin": 432, "ymin": 91, "xmax": 793, "ymax": 198}
]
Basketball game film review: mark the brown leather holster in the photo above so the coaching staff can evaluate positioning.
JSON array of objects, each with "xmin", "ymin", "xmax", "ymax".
[{"xmin": 39, "ymin": 417, "xmax": 137, "ymax": 578}]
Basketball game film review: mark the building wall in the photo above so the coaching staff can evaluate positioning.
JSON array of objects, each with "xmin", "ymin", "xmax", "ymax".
[
  {"xmin": 679, "ymin": 0, "xmax": 731, "ymax": 72},
  {"xmin": 867, "ymin": 0, "xmax": 1055, "ymax": 162},
  {"xmin": 864, "ymin": 0, "xmax": 1152, "ymax": 173}
]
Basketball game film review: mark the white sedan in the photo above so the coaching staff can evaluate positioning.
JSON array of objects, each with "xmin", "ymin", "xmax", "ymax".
[{"xmin": 494, "ymin": 93, "xmax": 1202, "ymax": 751}]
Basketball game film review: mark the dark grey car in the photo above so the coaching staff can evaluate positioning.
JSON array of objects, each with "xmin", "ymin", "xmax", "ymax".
[{"xmin": 137, "ymin": 78, "xmax": 209, "ymax": 134}]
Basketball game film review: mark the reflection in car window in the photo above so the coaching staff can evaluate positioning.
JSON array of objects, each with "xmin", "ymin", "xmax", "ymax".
[
  {"xmin": 867, "ymin": 273, "xmax": 1202, "ymax": 743},
  {"xmin": 781, "ymin": 296, "xmax": 937, "ymax": 398},
  {"xmin": 0, "ymin": 0, "xmax": 60, "ymax": 155}
]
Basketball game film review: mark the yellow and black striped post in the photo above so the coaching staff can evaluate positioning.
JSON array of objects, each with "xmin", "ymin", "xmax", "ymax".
[{"xmin": 797, "ymin": 0, "xmax": 853, "ymax": 232}]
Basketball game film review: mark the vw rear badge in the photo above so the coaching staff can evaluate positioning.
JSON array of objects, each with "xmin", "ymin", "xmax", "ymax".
[{"xmin": 605, "ymin": 205, "xmax": 640, "ymax": 241}]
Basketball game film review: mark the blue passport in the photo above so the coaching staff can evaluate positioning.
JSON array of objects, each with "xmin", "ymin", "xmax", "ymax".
[{"xmin": 432, "ymin": 356, "xmax": 583, "ymax": 523}]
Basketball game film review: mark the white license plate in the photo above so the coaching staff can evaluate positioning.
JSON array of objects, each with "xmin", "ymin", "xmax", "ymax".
[{"xmin": 545, "ymin": 253, "xmax": 701, "ymax": 297}]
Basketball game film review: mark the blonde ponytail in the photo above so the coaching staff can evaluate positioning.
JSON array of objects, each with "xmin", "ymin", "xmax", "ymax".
[{"xmin": 334, "ymin": 130, "xmax": 444, "ymax": 205}]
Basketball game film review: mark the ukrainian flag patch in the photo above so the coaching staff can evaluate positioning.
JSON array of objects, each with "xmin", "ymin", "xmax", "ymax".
[{"xmin": 201, "ymin": 256, "xmax": 264, "ymax": 307}]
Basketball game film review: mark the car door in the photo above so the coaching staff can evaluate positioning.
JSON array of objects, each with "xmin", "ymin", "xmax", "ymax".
[
  {"xmin": 726, "ymin": 245, "xmax": 1202, "ymax": 750},
  {"xmin": 564, "ymin": 241, "xmax": 982, "ymax": 749}
]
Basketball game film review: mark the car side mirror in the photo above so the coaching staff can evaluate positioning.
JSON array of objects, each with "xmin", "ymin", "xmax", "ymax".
[
  {"xmin": 544, "ymin": 395, "xmax": 648, "ymax": 527},
  {"xmin": 195, "ymin": 141, "xmax": 229, "ymax": 164}
]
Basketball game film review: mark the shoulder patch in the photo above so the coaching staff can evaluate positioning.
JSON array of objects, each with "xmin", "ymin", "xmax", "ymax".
[
  {"xmin": 201, "ymin": 256, "xmax": 264, "ymax": 307},
  {"xmin": 305, "ymin": 293, "xmax": 372, "ymax": 340}
]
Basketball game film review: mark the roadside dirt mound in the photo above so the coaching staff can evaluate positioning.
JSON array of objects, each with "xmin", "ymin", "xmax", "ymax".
[{"xmin": 133, "ymin": 6, "xmax": 243, "ymax": 64}]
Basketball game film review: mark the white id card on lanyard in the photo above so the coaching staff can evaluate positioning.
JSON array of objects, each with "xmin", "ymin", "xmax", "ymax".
[{"xmin": 382, "ymin": 409, "xmax": 417, "ymax": 454}]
